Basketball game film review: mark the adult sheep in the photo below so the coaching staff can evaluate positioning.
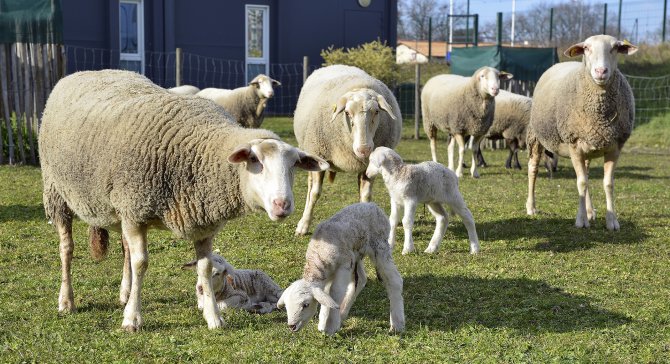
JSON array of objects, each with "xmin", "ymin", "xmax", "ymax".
[
  {"xmin": 196, "ymin": 74, "xmax": 280, "ymax": 128},
  {"xmin": 293, "ymin": 65, "xmax": 402, "ymax": 236},
  {"xmin": 526, "ymin": 35, "xmax": 637, "ymax": 231},
  {"xmin": 39, "ymin": 70, "xmax": 329, "ymax": 332},
  {"xmin": 422, "ymin": 67, "xmax": 513, "ymax": 178}
]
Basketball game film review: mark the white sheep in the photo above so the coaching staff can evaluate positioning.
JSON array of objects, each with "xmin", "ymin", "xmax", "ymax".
[
  {"xmin": 196, "ymin": 74, "xmax": 280, "ymax": 128},
  {"xmin": 39, "ymin": 70, "xmax": 329, "ymax": 331},
  {"xmin": 422, "ymin": 67, "xmax": 513, "ymax": 178},
  {"xmin": 182, "ymin": 252, "xmax": 282, "ymax": 314},
  {"xmin": 526, "ymin": 35, "xmax": 638, "ymax": 231},
  {"xmin": 278, "ymin": 203, "xmax": 405, "ymax": 335},
  {"xmin": 167, "ymin": 85, "xmax": 200, "ymax": 95},
  {"xmin": 293, "ymin": 65, "xmax": 402, "ymax": 236},
  {"xmin": 366, "ymin": 147, "xmax": 480, "ymax": 255}
]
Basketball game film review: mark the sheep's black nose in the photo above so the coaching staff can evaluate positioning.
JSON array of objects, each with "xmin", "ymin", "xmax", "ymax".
[{"xmin": 288, "ymin": 324, "xmax": 298, "ymax": 332}]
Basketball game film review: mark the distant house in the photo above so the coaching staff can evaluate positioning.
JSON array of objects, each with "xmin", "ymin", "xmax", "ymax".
[{"xmin": 396, "ymin": 39, "xmax": 447, "ymax": 62}]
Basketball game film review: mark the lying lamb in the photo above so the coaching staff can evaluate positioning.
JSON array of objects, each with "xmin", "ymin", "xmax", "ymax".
[
  {"xmin": 197, "ymin": 74, "xmax": 280, "ymax": 128},
  {"xmin": 182, "ymin": 252, "xmax": 282, "ymax": 314},
  {"xmin": 526, "ymin": 35, "xmax": 637, "ymax": 231},
  {"xmin": 278, "ymin": 203, "xmax": 405, "ymax": 335},
  {"xmin": 366, "ymin": 147, "xmax": 480, "ymax": 255}
]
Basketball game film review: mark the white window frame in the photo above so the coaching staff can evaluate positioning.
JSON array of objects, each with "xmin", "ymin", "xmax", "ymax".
[
  {"xmin": 120, "ymin": 0, "xmax": 145, "ymax": 74},
  {"xmin": 245, "ymin": 4, "xmax": 270, "ymax": 82}
]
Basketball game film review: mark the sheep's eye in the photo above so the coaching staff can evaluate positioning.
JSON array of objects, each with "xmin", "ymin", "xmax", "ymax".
[
  {"xmin": 302, "ymin": 302, "xmax": 310, "ymax": 309},
  {"xmin": 374, "ymin": 109, "xmax": 379, "ymax": 115},
  {"xmin": 249, "ymin": 155, "xmax": 259, "ymax": 164},
  {"xmin": 345, "ymin": 111, "xmax": 351, "ymax": 118}
]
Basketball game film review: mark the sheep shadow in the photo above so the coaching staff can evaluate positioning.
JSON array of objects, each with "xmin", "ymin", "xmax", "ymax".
[
  {"xmin": 353, "ymin": 275, "xmax": 630, "ymax": 334},
  {"xmin": 0, "ymin": 204, "xmax": 45, "ymax": 222}
]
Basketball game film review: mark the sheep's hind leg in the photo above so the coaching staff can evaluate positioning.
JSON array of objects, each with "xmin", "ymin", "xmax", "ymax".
[
  {"xmin": 388, "ymin": 200, "xmax": 400, "ymax": 249},
  {"xmin": 295, "ymin": 171, "xmax": 325, "ymax": 236},
  {"xmin": 424, "ymin": 203, "xmax": 448, "ymax": 254},
  {"xmin": 120, "ymin": 222, "xmax": 149, "ymax": 332},
  {"xmin": 569, "ymin": 149, "xmax": 590, "ymax": 228},
  {"xmin": 604, "ymin": 148, "xmax": 621, "ymax": 231},
  {"xmin": 526, "ymin": 139, "xmax": 543, "ymax": 215},
  {"xmin": 448, "ymin": 195, "xmax": 480, "ymax": 254},
  {"xmin": 56, "ymin": 216, "xmax": 76, "ymax": 313},
  {"xmin": 447, "ymin": 135, "xmax": 456, "ymax": 172},
  {"xmin": 194, "ymin": 237, "xmax": 224, "ymax": 329},
  {"xmin": 428, "ymin": 126, "xmax": 439, "ymax": 163},
  {"xmin": 371, "ymin": 251, "xmax": 405, "ymax": 332},
  {"xmin": 358, "ymin": 172, "xmax": 374, "ymax": 202}
]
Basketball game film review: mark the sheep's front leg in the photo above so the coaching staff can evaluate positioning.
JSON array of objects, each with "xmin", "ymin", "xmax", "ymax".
[
  {"xmin": 526, "ymin": 140, "xmax": 543, "ymax": 215},
  {"xmin": 358, "ymin": 172, "xmax": 374, "ymax": 202},
  {"xmin": 56, "ymin": 217, "xmax": 75, "ymax": 313},
  {"xmin": 401, "ymin": 201, "xmax": 417, "ymax": 255},
  {"xmin": 194, "ymin": 237, "xmax": 224, "ymax": 329},
  {"xmin": 121, "ymin": 223, "xmax": 148, "ymax": 332},
  {"xmin": 424, "ymin": 203, "xmax": 448, "ymax": 254},
  {"xmin": 584, "ymin": 159, "xmax": 596, "ymax": 221},
  {"xmin": 569, "ymin": 149, "xmax": 590, "ymax": 228},
  {"xmin": 453, "ymin": 134, "xmax": 467, "ymax": 178},
  {"xmin": 604, "ymin": 148, "xmax": 621, "ymax": 231},
  {"xmin": 296, "ymin": 171, "xmax": 326, "ymax": 236},
  {"xmin": 339, "ymin": 260, "xmax": 367, "ymax": 321},
  {"xmin": 319, "ymin": 269, "xmax": 350, "ymax": 335},
  {"xmin": 429, "ymin": 135, "xmax": 439, "ymax": 163},
  {"xmin": 469, "ymin": 135, "xmax": 484, "ymax": 178},
  {"xmin": 119, "ymin": 235, "xmax": 131, "ymax": 305},
  {"xmin": 447, "ymin": 136, "xmax": 456, "ymax": 171},
  {"xmin": 371, "ymin": 252, "xmax": 405, "ymax": 332},
  {"xmin": 388, "ymin": 200, "xmax": 400, "ymax": 250}
]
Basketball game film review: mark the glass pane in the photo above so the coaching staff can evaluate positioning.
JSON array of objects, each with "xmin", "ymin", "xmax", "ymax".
[
  {"xmin": 247, "ymin": 64, "xmax": 265, "ymax": 83},
  {"xmin": 247, "ymin": 8, "xmax": 264, "ymax": 58},
  {"xmin": 120, "ymin": 3, "xmax": 138, "ymax": 54},
  {"xmin": 120, "ymin": 60, "xmax": 141, "ymax": 73}
]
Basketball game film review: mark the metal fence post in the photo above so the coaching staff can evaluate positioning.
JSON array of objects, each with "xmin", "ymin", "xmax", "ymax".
[
  {"xmin": 617, "ymin": 0, "xmax": 622, "ymax": 38},
  {"xmin": 663, "ymin": 0, "xmax": 668, "ymax": 42},
  {"xmin": 303, "ymin": 56, "xmax": 309, "ymax": 84},
  {"xmin": 175, "ymin": 47, "xmax": 182, "ymax": 87},
  {"xmin": 414, "ymin": 62, "xmax": 420, "ymax": 140},
  {"xmin": 603, "ymin": 3, "xmax": 608, "ymax": 35},
  {"xmin": 549, "ymin": 8, "xmax": 554, "ymax": 43}
]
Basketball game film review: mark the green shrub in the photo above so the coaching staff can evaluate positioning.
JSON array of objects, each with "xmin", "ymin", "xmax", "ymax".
[{"xmin": 321, "ymin": 40, "xmax": 399, "ymax": 87}]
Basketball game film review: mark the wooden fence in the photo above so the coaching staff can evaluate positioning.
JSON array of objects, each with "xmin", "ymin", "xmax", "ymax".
[{"xmin": 0, "ymin": 43, "xmax": 65, "ymax": 165}]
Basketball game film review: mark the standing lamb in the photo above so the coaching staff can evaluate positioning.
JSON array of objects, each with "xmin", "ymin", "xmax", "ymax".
[
  {"xmin": 196, "ymin": 74, "xmax": 280, "ymax": 128},
  {"xmin": 182, "ymin": 252, "xmax": 283, "ymax": 314},
  {"xmin": 366, "ymin": 147, "xmax": 480, "ymax": 255},
  {"xmin": 168, "ymin": 85, "xmax": 200, "ymax": 95},
  {"xmin": 422, "ymin": 67, "xmax": 513, "ymax": 178},
  {"xmin": 526, "ymin": 35, "xmax": 637, "ymax": 231},
  {"xmin": 39, "ymin": 70, "xmax": 329, "ymax": 332},
  {"xmin": 278, "ymin": 203, "xmax": 405, "ymax": 335},
  {"xmin": 293, "ymin": 65, "xmax": 402, "ymax": 236}
]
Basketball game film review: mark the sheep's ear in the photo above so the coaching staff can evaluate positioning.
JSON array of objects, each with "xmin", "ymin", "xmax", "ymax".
[
  {"xmin": 296, "ymin": 150, "xmax": 330, "ymax": 171},
  {"xmin": 276, "ymin": 291, "xmax": 286, "ymax": 309},
  {"xmin": 181, "ymin": 259, "xmax": 198, "ymax": 270},
  {"xmin": 271, "ymin": 78, "xmax": 282, "ymax": 87},
  {"xmin": 227, "ymin": 145, "xmax": 252, "ymax": 163},
  {"xmin": 330, "ymin": 96, "xmax": 348, "ymax": 122},
  {"xmin": 564, "ymin": 42, "xmax": 585, "ymax": 57},
  {"xmin": 376, "ymin": 94, "xmax": 396, "ymax": 120},
  {"xmin": 616, "ymin": 40, "xmax": 638, "ymax": 55},
  {"xmin": 312, "ymin": 287, "xmax": 339, "ymax": 309},
  {"xmin": 499, "ymin": 71, "xmax": 514, "ymax": 80}
]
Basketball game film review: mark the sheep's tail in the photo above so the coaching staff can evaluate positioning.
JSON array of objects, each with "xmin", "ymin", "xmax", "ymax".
[
  {"xmin": 89, "ymin": 226, "xmax": 109, "ymax": 262},
  {"xmin": 328, "ymin": 171, "xmax": 336, "ymax": 183}
]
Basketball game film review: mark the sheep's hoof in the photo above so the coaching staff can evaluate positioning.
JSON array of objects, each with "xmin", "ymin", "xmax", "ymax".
[
  {"xmin": 471, "ymin": 171, "xmax": 480, "ymax": 179},
  {"xmin": 574, "ymin": 216, "xmax": 590, "ymax": 229},
  {"xmin": 58, "ymin": 301, "xmax": 76, "ymax": 314},
  {"xmin": 295, "ymin": 220, "xmax": 309, "ymax": 236},
  {"xmin": 470, "ymin": 244, "xmax": 480, "ymax": 254},
  {"xmin": 121, "ymin": 315, "xmax": 143, "ymax": 333},
  {"xmin": 206, "ymin": 315, "xmax": 225, "ymax": 329},
  {"xmin": 401, "ymin": 248, "xmax": 414, "ymax": 255},
  {"xmin": 423, "ymin": 246, "xmax": 438, "ymax": 254},
  {"xmin": 606, "ymin": 212, "xmax": 620, "ymax": 231},
  {"xmin": 587, "ymin": 209, "xmax": 597, "ymax": 221}
]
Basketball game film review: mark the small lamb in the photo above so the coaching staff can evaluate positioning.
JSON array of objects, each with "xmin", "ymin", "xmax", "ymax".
[
  {"xmin": 278, "ymin": 203, "xmax": 405, "ymax": 335},
  {"xmin": 182, "ymin": 252, "xmax": 283, "ymax": 314},
  {"xmin": 366, "ymin": 147, "xmax": 480, "ymax": 255}
]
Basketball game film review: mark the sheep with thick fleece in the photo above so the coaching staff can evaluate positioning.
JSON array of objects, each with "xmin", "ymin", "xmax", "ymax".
[
  {"xmin": 196, "ymin": 74, "xmax": 280, "ymax": 128},
  {"xmin": 278, "ymin": 203, "xmax": 405, "ymax": 335},
  {"xmin": 39, "ymin": 69, "xmax": 329, "ymax": 332},
  {"xmin": 293, "ymin": 65, "xmax": 402, "ymax": 236},
  {"xmin": 168, "ymin": 85, "xmax": 200, "ymax": 95},
  {"xmin": 182, "ymin": 252, "xmax": 282, "ymax": 314},
  {"xmin": 526, "ymin": 35, "xmax": 637, "ymax": 231},
  {"xmin": 366, "ymin": 147, "xmax": 480, "ymax": 255},
  {"xmin": 422, "ymin": 67, "xmax": 513, "ymax": 178}
]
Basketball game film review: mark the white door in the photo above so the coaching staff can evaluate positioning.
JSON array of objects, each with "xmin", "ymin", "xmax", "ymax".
[
  {"xmin": 245, "ymin": 5, "xmax": 269, "ymax": 83},
  {"xmin": 119, "ymin": 0, "xmax": 145, "ymax": 74}
]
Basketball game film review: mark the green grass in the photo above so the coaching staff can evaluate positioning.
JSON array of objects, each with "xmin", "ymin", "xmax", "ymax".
[{"xmin": 1, "ymin": 117, "xmax": 669, "ymax": 362}]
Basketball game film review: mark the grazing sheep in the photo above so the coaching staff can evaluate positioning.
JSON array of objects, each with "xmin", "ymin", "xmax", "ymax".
[
  {"xmin": 293, "ymin": 65, "xmax": 402, "ymax": 236},
  {"xmin": 39, "ymin": 69, "xmax": 329, "ymax": 332},
  {"xmin": 526, "ymin": 35, "xmax": 637, "ymax": 231},
  {"xmin": 196, "ymin": 74, "xmax": 280, "ymax": 128},
  {"xmin": 182, "ymin": 252, "xmax": 282, "ymax": 314},
  {"xmin": 168, "ymin": 85, "xmax": 200, "ymax": 95},
  {"xmin": 278, "ymin": 203, "xmax": 405, "ymax": 335},
  {"xmin": 366, "ymin": 147, "xmax": 480, "ymax": 255},
  {"xmin": 422, "ymin": 67, "xmax": 513, "ymax": 178}
]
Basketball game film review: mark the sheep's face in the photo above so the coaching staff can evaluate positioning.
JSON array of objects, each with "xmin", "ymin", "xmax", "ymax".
[
  {"xmin": 331, "ymin": 90, "xmax": 397, "ymax": 160},
  {"xmin": 250, "ymin": 74, "xmax": 281, "ymax": 99},
  {"xmin": 565, "ymin": 35, "xmax": 638, "ymax": 86},
  {"xmin": 366, "ymin": 146, "xmax": 396, "ymax": 178},
  {"xmin": 277, "ymin": 279, "xmax": 339, "ymax": 333},
  {"xmin": 228, "ymin": 139, "xmax": 329, "ymax": 221},
  {"xmin": 476, "ymin": 67, "xmax": 513, "ymax": 97}
]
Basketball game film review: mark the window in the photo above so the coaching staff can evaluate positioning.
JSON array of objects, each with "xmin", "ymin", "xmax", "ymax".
[
  {"xmin": 119, "ymin": 0, "xmax": 144, "ymax": 74},
  {"xmin": 245, "ymin": 5, "xmax": 269, "ymax": 83}
]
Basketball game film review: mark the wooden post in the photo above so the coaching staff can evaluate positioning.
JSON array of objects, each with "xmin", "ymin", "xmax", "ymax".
[
  {"xmin": 11, "ymin": 43, "xmax": 26, "ymax": 164},
  {"xmin": 0, "ymin": 44, "xmax": 11, "ymax": 164},
  {"xmin": 22, "ymin": 43, "xmax": 36, "ymax": 164},
  {"xmin": 414, "ymin": 62, "xmax": 420, "ymax": 140},
  {"xmin": 175, "ymin": 47, "xmax": 182, "ymax": 86},
  {"xmin": 303, "ymin": 56, "xmax": 309, "ymax": 84}
]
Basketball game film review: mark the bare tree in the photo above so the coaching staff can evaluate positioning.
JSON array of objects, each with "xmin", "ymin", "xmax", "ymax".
[{"xmin": 398, "ymin": 0, "xmax": 464, "ymax": 41}]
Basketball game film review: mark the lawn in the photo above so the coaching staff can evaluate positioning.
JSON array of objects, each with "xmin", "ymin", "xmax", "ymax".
[{"xmin": 1, "ymin": 117, "xmax": 669, "ymax": 363}]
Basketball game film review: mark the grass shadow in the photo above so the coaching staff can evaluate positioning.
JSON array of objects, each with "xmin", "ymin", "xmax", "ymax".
[{"xmin": 0, "ymin": 204, "xmax": 45, "ymax": 222}]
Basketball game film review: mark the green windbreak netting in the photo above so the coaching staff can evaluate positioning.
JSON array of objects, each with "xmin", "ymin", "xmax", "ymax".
[
  {"xmin": 0, "ymin": 0, "xmax": 62, "ymax": 44},
  {"xmin": 451, "ymin": 46, "xmax": 559, "ymax": 82}
]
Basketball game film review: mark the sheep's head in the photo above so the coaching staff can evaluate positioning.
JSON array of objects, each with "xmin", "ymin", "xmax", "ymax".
[
  {"xmin": 366, "ymin": 146, "xmax": 401, "ymax": 178},
  {"xmin": 277, "ymin": 279, "xmax": 339, "ymax": 333},
  {"xmin": 249, "ymin": 74, "xmax": 281, "ymax": 99},
  {"xmin": 228, "ymin": 139, "xmax": 329, "ymax": 221},
  {"xmin": 181, "ymin": 252, "xmax": 233, "ymax": 302},
  {"xmin": 474, "ymin": 67, "xmax": 513, "ymax": 97},
  {"xmin": 331, "ymin": 89, "xmax": 397, "ymax": 159},
  {"xmin": 565, "ymin": 35, "xmax": 638, "ymax": 86}
]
